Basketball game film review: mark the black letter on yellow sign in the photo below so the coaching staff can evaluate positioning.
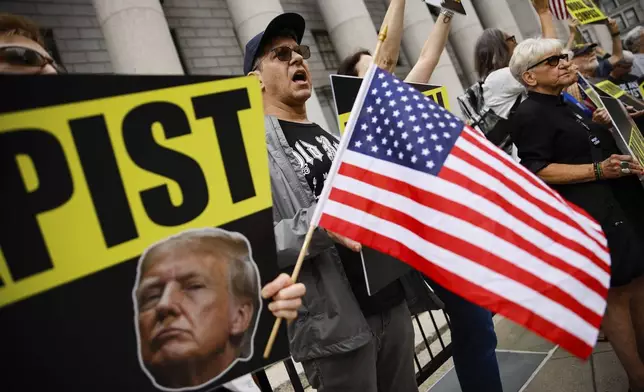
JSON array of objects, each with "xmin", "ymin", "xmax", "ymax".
[
  {"xmin": 192, "ymin": 89, "xmax": 255, "ymax": 203},
  {"xmin": 123, "ymin": 102, "xmax": 209, "ymax": 226},
  {"xmin": 71, "ymin": 115, "xmax": 139, "ymax": 247},
  {"xmin": 0, "ymin": 129, "xmax": 73, "ymax": 282}
]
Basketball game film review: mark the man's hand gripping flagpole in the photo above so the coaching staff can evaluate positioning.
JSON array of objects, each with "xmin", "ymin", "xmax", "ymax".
[{"xmin": 262, "ymin": 25, "xmax": 389, "ymax": 359}]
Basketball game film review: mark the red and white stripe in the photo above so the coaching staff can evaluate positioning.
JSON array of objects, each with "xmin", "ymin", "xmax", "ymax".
[
  {"xmin": 315, "ymin": 125, "xmax": 610, "ymax": 359},
  {"xmin": 549, "ymin": 0, "xmax": 571, "ymax": 20}
]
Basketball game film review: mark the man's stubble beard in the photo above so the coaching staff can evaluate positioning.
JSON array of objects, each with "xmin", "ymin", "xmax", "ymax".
[{"xmin": 579, "ymin": 59, "xmax": 599, "ymax": 76}]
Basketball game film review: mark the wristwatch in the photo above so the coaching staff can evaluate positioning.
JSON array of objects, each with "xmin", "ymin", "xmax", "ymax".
[{"xmin": 440, "ymin": 8, "xmax": 455, "ymax": 22}]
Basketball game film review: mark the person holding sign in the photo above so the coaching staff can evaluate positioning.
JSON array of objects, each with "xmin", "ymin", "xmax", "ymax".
[
  {"xmin": 338, "ymin": 0, "xmax": 455, "ymax": 85},
  {"xmin": 570, "ymin": 19, "xmax": 623, "ymax": 79},
  {"xmin": 473, "ymin": 0, "xmax": 557, "ymax": 121},
  {"xmin": 624, "ymin": 26, "xmax": 644, "ymax": 77},
  {"xmin": 0, "ymin": 16, "xmax": 307, "ymax": 392},
  {"xmin": 459, "ymin": 0, "xmax": 557, "ymax": 159},
  {"xmin": 0, "ymin": 13, "xmax": 64, "ymax": 74},
  {"xmin": 245, "ymin": 12, "xmax": 420, "ymax": 392},
  {"xmin": 608, "ymin": 51, "xmax": 644, "ymax": 100},
  {"xmin": 564, "ymin": 19, "xmax": 583, "ymax": 51},
  {"xmin": 509, "ymin": 38, "xmax": 644, "ymax": 392}
]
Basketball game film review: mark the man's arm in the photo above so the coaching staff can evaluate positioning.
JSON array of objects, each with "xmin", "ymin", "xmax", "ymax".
[
  {"xmin": 374, "ymin": 0, "xmax": 406, "ymax": 73},
  {"xmin": 538, "ymin": 154, "xmax": 643, "ymax": 184},
  {"xmin": 532, "ymin": 0, "xmax": 557, "ymax": 39},
  {"xmin": 405, "ymin": 9, "xmax": 453, "ymax": 84},
  {"xmin": 606, "ymin": 18, "xmax": 623, "ymax": 66},
  {"xmin": 537, "ymin": 163, "xmax": 596, "ymax": 184},
  {"xmin": 566, "ymin": 19, "xmax": 581, "ymax": 50}
]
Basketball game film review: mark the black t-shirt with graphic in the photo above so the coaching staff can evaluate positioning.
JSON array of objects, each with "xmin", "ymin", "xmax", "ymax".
[
  {"xmin": 279, "ymin": 120, "xmax": 404, "ymax": 316},
  {"xmin": 279, "ymin": 120, "xmax": 339, "ymax": 199}
]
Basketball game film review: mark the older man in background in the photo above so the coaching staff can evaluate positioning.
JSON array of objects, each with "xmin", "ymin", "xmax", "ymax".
[
  {"xmin": 0, "ymin": 13, "xmax": 63, "ymax": 74},
  {"xmin": 568, "ymin": 19, "xmax": 622, "ymax": 81},
  {"xmin": 625, "ymin": 26, "xmax": 644, "ymax": 77},
  {"xmin": 608, "ymin": 50, "xmax": 643, "ymax": 100}
]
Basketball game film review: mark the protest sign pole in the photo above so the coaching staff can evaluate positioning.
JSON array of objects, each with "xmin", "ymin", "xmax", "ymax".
[{"xmin": 263, "ymin": 24, "xmax": 390, "ymax": 359}]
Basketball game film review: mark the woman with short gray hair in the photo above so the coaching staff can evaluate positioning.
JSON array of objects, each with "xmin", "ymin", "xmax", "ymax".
[
  {"xmin": 624, "ymin": 26, "xmax": 644, "ymax": 77},
  {"xmin": 510, "ymin": 38, "xmax": 644, "ymax": 392}
]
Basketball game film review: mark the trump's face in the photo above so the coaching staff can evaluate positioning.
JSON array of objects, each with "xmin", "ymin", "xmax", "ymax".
[{"xmin": 136, "ymin": 253, "xmax": 233, "ymax": 378}]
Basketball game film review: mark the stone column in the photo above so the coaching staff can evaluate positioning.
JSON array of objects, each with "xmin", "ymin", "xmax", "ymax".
[
  {"xmin": 316, "ymin": 0, "xmax": 379, "ymax": 60},
  {"xmin": 447, "ymin": 0, "xmax": 485, "ymax": 84},
  {"xmin": 505, "ymin": 0, "xmax": 541, "ymax": 39},
  {"xmin": 396, "ymin": 0, "xmax": 464, "ymax": 116},
  {"xmin": 225, "ymin": 0, "xmax": 330, "ymax": 130},
  {"xmin": 93, "ymin": 0, "xmax": 183, "ymax": 74},
  {"xmin": 472, "ymin": 0, "xmax": 523, "ymax": 41},
  {"xmin": 591, "ymin": 25, "xmax": 613, "ymax": 53},
  {"xmin": 226, "ymin": 0, "xmax": 282, "ymax": 50}
]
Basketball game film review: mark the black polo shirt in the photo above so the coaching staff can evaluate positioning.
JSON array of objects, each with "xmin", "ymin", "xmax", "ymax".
[
  {"xmin": 511, "ymin": 92, "xmax": 624, "ymax": 222},
  {"xmin": 511, "ymin": 91, "xmax": 644, "ymax": 287}
]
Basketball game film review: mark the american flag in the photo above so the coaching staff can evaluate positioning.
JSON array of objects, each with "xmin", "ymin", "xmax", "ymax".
[
  {"xmin": 312, "ymin": 65, "xmax": 610, "ymax": 359},
  {"xmin": 549, "ymin": 0, "xmax": 570, "ymax": 20}
]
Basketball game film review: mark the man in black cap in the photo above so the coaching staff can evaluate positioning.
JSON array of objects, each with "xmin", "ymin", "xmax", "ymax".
[
  {"xmin": 244, "ymin": 13, "xmax": 419, "ymax": 392},
  {"xmin": 570, "ymin": 19, "xmax": 623, "ymax": 80}
]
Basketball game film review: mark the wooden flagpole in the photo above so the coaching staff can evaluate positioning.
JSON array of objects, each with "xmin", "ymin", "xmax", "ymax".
[{"xmin": 263, "ymin": 23, "xmax": 389, "ymax": 360}]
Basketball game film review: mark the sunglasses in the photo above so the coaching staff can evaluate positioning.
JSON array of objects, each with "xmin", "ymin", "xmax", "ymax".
[
  {"xmin": 0, "ymin": 46, "xmax": 66, "ymax": 73},
  {"xmin": 506, "ymin": 35, "xmax": 517, "ymax": 45},
  {"xmin": 253, "ymin": 45, "xmax": 311, "ymax": 71},
  {"xmin": 527, "ymin": 53, "xmax": 569, "ymax": 70}
]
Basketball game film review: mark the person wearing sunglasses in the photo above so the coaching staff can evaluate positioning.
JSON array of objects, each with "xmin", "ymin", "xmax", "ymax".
[
  {"xmin": 608, "ymin": 51, "xmax": 643, "ymax": 101},
  {"xmin": 456, "ymin": 0, "xmax": 558, "ymax": 162},
  {"xmin": 510, "ymin": 38, "xmax": 644, "ymax": 392},
  {"xmin": 0, "ymin": 13, "xmax": 63, "ymax": 75},
  {"xmin": 1, "ymin": 14, "xmax": 307, "ymax": 392},
  {"xmin": 245, "ymin": 13, "xmax": 419, "ymax": 392},
  {"xmin": 574, "ymin": 19, "xmax": 623, "ymax": 80}
]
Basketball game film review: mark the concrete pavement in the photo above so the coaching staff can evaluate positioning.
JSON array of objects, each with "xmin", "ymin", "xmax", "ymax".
[
  {"xmin": 263, "ymin": 314, "xmax": 629, "ymax": 391},
  {"xmin": 420, "ymin": 317, "xmax": 630, "ymax": 392}
]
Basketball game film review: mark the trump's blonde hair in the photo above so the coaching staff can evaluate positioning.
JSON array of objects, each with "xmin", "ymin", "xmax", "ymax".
[{"xmin": 138, "ymin": 228, "xmax": 260, "ymax": 359}]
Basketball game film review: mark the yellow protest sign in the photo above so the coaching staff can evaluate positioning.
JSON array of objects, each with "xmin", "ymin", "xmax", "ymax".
[
  {"xmin": 331, "ymin": 74, "xmax": 449, "ymax": 134},
  {"xmin": 640, "ymin": 80, "xmax": 644, "ymax": 98},
  {"xmin": 566, "ymin": 0, "xmax": 607, "ymax": 24},
  {"xmin": 0, "ymin": 76, "xmax": 271, "ymax": 308},
  {"xmin": 595, "ymin": 79, "xmax": 644, "ymax": 111},
  {"xmin": 596, "ymin": 80, "xmax": 626, "ymax": 99},
  {"xmin": 629, "ymin": 125, "xmax": 644, "ymax": 166}
]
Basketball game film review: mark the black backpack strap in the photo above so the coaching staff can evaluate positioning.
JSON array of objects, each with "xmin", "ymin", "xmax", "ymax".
[{"xmin": 509, "ymin": 93, "xmax": 522, "ymax": 116}]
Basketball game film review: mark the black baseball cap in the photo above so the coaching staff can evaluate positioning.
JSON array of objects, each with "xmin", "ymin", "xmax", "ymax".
[
  {"xmin": 572, "ymin": 43, "xmax": 598, "ymax": 58},
  {"xmin": 243, "ymin": 13, "xmax": 305, "ymax": 75}
]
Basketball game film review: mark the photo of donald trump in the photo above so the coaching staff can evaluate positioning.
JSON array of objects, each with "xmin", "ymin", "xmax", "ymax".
[{"xmin": 133, "ymin": 228, "xmax": 261, "ymax": 390}]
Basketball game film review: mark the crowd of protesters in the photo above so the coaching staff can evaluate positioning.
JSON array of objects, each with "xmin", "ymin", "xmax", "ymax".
[{"xmin": 1, "ymin": 0, "xmax": 644, "ymax": 391}]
